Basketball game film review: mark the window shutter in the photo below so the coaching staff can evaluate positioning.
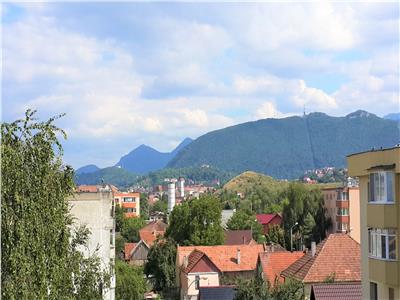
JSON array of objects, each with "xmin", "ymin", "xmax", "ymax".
[{"xmin": 369, "ymin": 173, "xmax": 375, "ymax": 202}]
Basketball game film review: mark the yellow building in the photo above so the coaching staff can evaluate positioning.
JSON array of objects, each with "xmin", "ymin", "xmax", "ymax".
[{"xmin": 347, "ymin": 146, "xmax": 400, "ymax": 300}]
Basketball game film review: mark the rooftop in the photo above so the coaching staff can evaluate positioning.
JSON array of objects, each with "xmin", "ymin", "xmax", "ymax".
[
  {"xmin": 310, "ymin": 282, "xmax": 362, "ymax": 300},
  {"xmin": 281, "ymin": 234, "xmax": 361, "ymax": 283},
  {"xmin": 256, "ymin": 214, "xmax": 281, "ymax": 225},
  {"xmin": 224, "ymin": 230, "xmax": 254, "ymax": 245}
]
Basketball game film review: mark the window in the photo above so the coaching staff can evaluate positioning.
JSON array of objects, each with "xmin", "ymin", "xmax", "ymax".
[
  {"xmin": 369, "ymin": 228, "xmax": 397, "ymax": 260},
  {"xmin": 370, "ymin": 282, "xmax": 377, "ymax": 300},
  {"xmin": 195, "ymin": 275, "xmax": 200, "ymax": 290},
  {"xmin": 337, "ymin": 222, "xmax": 348, "ymax": 232},
  {"xmin": 337, "ymin": 208, "xmax": 349, "ymax": 216},
  {"xmin": 337, "ymin": 191, "xmax": 348, "ymax": 201},
  {"xmin": 369, "ymin": 172, "xmax": 394, "ymax": 203},
  {"xmin": 123, "ymin": 197, "xmax": 135, "ymax": 203},
  {"xmin": 126, "ymin": 208, "xmax": 136, "ymax": 213}
]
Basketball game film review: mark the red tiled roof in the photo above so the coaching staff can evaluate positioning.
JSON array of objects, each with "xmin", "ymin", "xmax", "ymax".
[
  {"xmin": 224, "ymin": 230, "xmax": 254, "ymax": 245},
  {"xmin": 311, "ymin": 282, "xmax": 362, "ymax": 300},
  {"xmin": 281, "ymin": 234, "xmax": 361, "ymax": 283},
  {"xmin": 124, "ymin": 243, "xmax": 136, "ymax": 260},
  {"xmin": 138, "ymin": 220, "xmax": 166, "ymax": 246},
  {"xmin": 256, "ymin": 214, "xmax": 280, "ymax": 225},
  {"xmin": 177, "ymin": 244, "xmax": 264, "ymax": 272},
  {"xmin": 258, "ymin": 251, "xmax": 304, "ymax": 287},
  {"xmin": 76, "ymin": 185, "xmax": 99, "ymax": 193},
  {"xmin": 140, "ymin": 220, "xmax": 167, "ymax": 232}
]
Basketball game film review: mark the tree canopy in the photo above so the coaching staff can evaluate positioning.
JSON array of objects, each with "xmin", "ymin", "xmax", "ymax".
[
  {"xmin": 226, "ymin": 210, "xmax": 264, "ymax": 242},
  {"xmin": 115, "ymin": 260, "xmax": 146, "ymax": 300},
  {"xmin": 1, "ymin": 110, "xmax": 108, "ymax": 299}
]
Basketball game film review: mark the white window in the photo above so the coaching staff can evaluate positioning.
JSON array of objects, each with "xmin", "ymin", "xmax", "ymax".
[
  {"xmin": 123, "ymin": 197, "xmax": 135, "ymax": 203},
  {"xmin": 369, "ymin": 228, "xmax": 397, "ymax": 260},
  {"xmin": 369, "ymin": 172, "xmax": 394, "ymax": 203},
  {"xmin": 126, "ymin": 208, "xmax": 136, "ymax": 213},
  {"xmin": 337, "ymin": 222, "xmax": 348, "ymax": 231},
  {"xmin": 337, "ymin": 208, "xmax": 349, "ymax": 216},
  {"xmin": 337, "ymin": 191, "xmax": 348, "ymax": 201}
]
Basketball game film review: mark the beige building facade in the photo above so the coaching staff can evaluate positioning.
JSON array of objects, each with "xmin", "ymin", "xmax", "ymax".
[{"xmin": 348, "ymin": 146, "xmax": 400, "ymax": 300}]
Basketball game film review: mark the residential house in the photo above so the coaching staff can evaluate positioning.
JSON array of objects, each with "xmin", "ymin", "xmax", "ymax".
[
  {"xmin": 114, "ymin": 191, "xmax": 140, "ymax": 218},
  {"xmin": 281, "ymin": 233, "xmax": 361, "ymax": 299},
  {"xmin": 198, "ymin": 286, "xmax": 235, "ymax": 300},
  {"xmin": 124, "ymin": 240, "xmax": 150, "ymax": 266},
  {"xmin": 139, "ymin": 219, "xmax": 167, "ymax": 247},
  {"xmin": 310, "ymin": 282, "xmax": 362, "ymax": 300},
  {"xmin": 177, "ymin": 244, "xmax": 264, "ymax": 300},
  {"xmin": 224, "ymin": 230, "xmax": 256, "ymax": 245},
  {"xmin": 257, "ymin": 251, "xmax": 304, "ymax": 287},
  {"xmin": 348, "ymin": 146, "xmax": 399, "ymax": 300},
  {"xmin": 321, "ymin": 184, "xmax": 360, "ymax": 243},
  {"xmin": 69, "ymin": 184, "xmax": 116, "ymax": 300},
  {"xmin": 256, "ymin": 214, "xmax": 282, "ymax": 235}
]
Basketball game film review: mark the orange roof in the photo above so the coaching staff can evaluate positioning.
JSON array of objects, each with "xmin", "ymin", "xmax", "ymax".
[
  {"xmin": 139, "ymin": 231, "xmax": 164, "ymax": 247},
  {"xmin": 281, "ymin": 234, "xmax": 361, "ymax": 283},
  {"xmin": 177, "ymin": 244, "xmax": 264, "ymax": 272},
  {"xmin": 76, "ymin": 185, "xmax": 99, "ymax": 193},
  {"xmin": 124, "ymin": 243, "xmax": 136, "ymax": 260},
  {"xmin": 114, "ymin": 192, "xmax": 140, "ymax": 197},
  {"xmin": 140, "ymin": 220, "xmax": 167, "ymax": 233},
  {"xmin": 258, "ymin": 251, "xmax": 304, "ymax": 287}
]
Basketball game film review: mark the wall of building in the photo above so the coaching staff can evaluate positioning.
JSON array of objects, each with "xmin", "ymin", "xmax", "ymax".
[
  {"xmin": 69, "ymin": 188, "xmax": 116, "ymax": 300},
  {"xmin": 181, "ymin": 272, "xmax": 219, "ymax": 300},
  {"xmin": 349, "ymin": 187, "xmax": 360, "ymax": 243},
  {"xmin": 322, "ymin": 189, "xmax": 338, "ymax": 234}
]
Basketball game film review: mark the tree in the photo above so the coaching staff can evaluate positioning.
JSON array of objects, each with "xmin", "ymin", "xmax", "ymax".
[
  {"xmin": 150, "ymin": 198, "xmax": 168, "ymax": 214},
  {"xmin": 144, "ymin": 238, "xmax": 177, "ymax": 291},
  {"xmin": 234, "ymin": 277, "xmax": 271, "ymax": 300},
  {"xmin": 140, "ymin": 193, "xmax": 149, "ymax": 220},
  {"xmin": 271, "ymin": 279, "xmax": 304, "ymax": 300},
  {"xmin": 115, "ymin": 234, "xmax": 127, "ymax": 260},
  {"xmin": 266, "ymin": 224, "xmax": 286, "ymax": 248},
  {"xmin": 226, "ymin": 210, "xmax": 263, "ymax": 242},
  {"xmin": 115, "ymin": 205, "xmax": 126, "ymax": 232},
  {"xmin": 121, "ymin": 217, "xmax": 146, "ymax": 242},
  {"xmin": 115, "ymin": 260, "xmax": 146, "ymax": 300},
  {"xmin": 1, "ymin": 110, "xmax": 108, "ymax": 299},
  {"xmin": 166, "ymin": 195, "xmax": 224, "ymax": 245}
]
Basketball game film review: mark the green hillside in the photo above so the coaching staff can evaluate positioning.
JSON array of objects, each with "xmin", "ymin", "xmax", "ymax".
[
  {"xmin": 167, "ymin": 111, "xmax": 400, "ymax": 179},
  {"xmin": 74, "ymin": 167, "xmax": 139, "ymax": 189}
]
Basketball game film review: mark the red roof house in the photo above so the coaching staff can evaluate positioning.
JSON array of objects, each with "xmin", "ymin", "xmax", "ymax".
[{"xmin": 256, "ymin": 214, "xmax": 282, "ymax": 235}]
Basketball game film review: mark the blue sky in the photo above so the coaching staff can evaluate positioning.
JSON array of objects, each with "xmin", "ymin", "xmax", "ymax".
[{"xmin": 2, "ymin": 2, "xmax": 399, "ymax": 168}]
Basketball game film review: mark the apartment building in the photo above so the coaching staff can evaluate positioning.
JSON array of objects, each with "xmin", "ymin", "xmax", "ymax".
[
  {"xmin": 321, "ymin": 184, "xmax": 360, "ymax": 243},
  {"xmin": 114, "ymin": 192, "xmax": 140, "ymax": 218},
  {"xmin": 69, "ymin": 184, "xmax": 116, "ymax": 300},
  {"xmin": 347, "ymin": 146, "xmax": 399, "ymax": 300}
]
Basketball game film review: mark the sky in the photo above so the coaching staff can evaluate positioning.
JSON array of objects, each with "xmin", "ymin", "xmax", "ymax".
[{"xmin": 2, "ymin": 2, "xmax": 399, "ymax": 169}]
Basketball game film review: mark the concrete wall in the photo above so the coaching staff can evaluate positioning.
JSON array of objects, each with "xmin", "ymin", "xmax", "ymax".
[
  {"xmin": 69, "ymin": 187, "xmax": 115, "ymax": 300},
  {"xmin": 349, "ymin": 188, "xmax": 361, "ymax": 243},
  {"xmin": 181, "ymin": 272, "xmax": 219, "ymax": 299}
]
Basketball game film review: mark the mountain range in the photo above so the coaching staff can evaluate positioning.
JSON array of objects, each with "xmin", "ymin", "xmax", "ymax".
[{"xmin": 167, "ymin": 110, "xmax": 400, "ymax": 179}]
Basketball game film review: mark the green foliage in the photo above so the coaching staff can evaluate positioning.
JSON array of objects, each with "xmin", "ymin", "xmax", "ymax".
[
  {"xmin": 115, "ymin": 205, "xmax": 125, "ymax": 232},
  {"xmin": 144, "ymin": 239, "xmax": 177, "ymax": 291},
  {"xmin": 323, "ymin": 272, "xmax": 336, "ymax": 283},
  {"xmin": 1, "ymin": 110, "xmax": 108, "ymax": 299},
  {"xmin": 167, "ymin": 112, "xmax": 399, "ymax": 178},
  {"xmin": 282, "ymin": 182, "xmax": 331, "ymax": 249},
  {"xmin": 140, "ymin": 193, "xmax": 149, "ymax": 220},
  {"xmin": 74, "ymin": 166, "xmax": 138, "ymax": 189},
  {"xmin": 115, "ymin": 260, "xmax": 146, "ymax": 300},
  {"xmin": 271, "ymin": 279, "xmax": 304, "ymax": 300},
  {"xmin": 150, "ymin": 198, "xmax": 168, "ymax": 215},
  {"xmin": 115, "ymin": 235, "xmax": 127, "ymax": 259},
  {"xmin": 226, "ymin": 210, "xmax": 263, "ymax": 242},
  {"xmin": 121, "ymin": 217, "xmax": 146, "ymax": 243},
  {"xmin": 266, "ymin": 224, "xmax": 286, "ymax": 248},
  {"xmin": 166, "ymin": 195, "xmax": 224, "ymax": 245}
]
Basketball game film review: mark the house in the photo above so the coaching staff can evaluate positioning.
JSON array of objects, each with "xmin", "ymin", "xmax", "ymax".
[
  {"xmin": 177, "ymin": 244, "xmax": 264, "ymax": 300},
  {"xmin": 224, "ymin": 230, "xmax": 256, "ymax": 245},
  {"xmin": 69, "ymin": 184, "xmax": 116, "ymax": 299},
  {"xmin": 221, "ymin": 209, "xmax": 235, "ymax": 229},
  {"xmin": 257, "ymin": 251, "xmax": 304, "ymax": 287},
  {"xmin": 198, "ymin": 286, "xmax": 235, "ymax": 300},
  {"xmin": 348, "ymin": 146, "xmax": 399, "ymax": 300},
  {"xmin": 310, "ymin": 282, "xmax": 362, "ymax": 300},
  {"xmin": 149, "ymin": 211, "xmax": 166, "ymax": 222},
  {"xmin": 114, "ymin": 191, "xmax": 140, "ymax": 218},
  {"xmin": 256, "ymin": 214, "xmax": 282, "ymax": 235},
  {"xmin": 124, "ymin": 240, "xmax": 150, "ymax": 266},
  {"xmin": 139, "ymin": 220, "xmax": 167, "ymax": 247},
  {"xmin": 281, "ymin": 233, "xmax": 361, "ymax": 298},
  {"xmin": 321, "ymin": 184, "xmax": 360, "ymax": 243}
]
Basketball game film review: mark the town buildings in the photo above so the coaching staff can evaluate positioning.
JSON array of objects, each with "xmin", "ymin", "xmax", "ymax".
[
  {"xmin": 321, "ymin": 184, "xmax": 361, "ymax": 243},
  {"xmin": 224, "ymin": 230, "xmax": 256, "ymax": 245},
  {"xmin": 348, "ymin": 146, "xmax": 399, "ymax": 300},
  {"xmin": 69, "ymin": 184, "xmax": 116, "ymax": 300},
  {"xmin": 281, "ymin": 233, "xmax": 361, "ymax": 298},
  {"xmin": 256, "ymin": 213, "xmax": 282, "ymax": 235},
  {"xmin": 114, "ymin": 191, "xmax": 140, "ymax": 218}
]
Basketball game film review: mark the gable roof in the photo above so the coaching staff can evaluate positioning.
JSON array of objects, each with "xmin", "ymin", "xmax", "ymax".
[
  {"xmin": 183, "ymin": 249, "xmax": 221, "ymax": 274},
  {"xmin": 258, "ymin": 251, "xmax": 304, "ymax": 287},
  {"xmin": 199, "ymin": 286, "xmax": 235, "ymax": 300},
  {"xmin": 177, "ymin": 244, "xmax": 264, "ymax": 273},
  {"xmin": 139, "ymin": 231, "xmax": 161, "ymax": 247},
  {"xmin": 310, "ymin": 283, "xmax": 362, "ymax": 300},
  {"xmin": 124, "ymin": 240, "xmax": 149, "ymax": 260},
  {"xmin": 140, "ymin": 220, "xmax": 167, "ymax": 233},
  {"xmin": 256, "ymin": 214, "xmax": 281, "ymax": 225},
  {"xmin": 224, "ymin": 230, "xmax": 254, "ymax": 245},
  {"xmin": 281, "ymin": 234, "xmax": 361, "ymax": 283}
]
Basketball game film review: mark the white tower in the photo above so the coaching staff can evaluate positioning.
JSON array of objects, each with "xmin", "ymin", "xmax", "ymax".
[
  {"xmin": 178, "ymin": 177, "xmax": 185, "ymax": 198},
  {"xmin": 166, "ymin": 178, "xmax": 177, "ymax": 213}
]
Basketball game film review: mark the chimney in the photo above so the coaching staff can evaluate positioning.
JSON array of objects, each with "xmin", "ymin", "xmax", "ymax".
[
  {"xmin": 183, "ymin": 255, "xmax": 188, "ymax": 268},
  {"xmin": 311, "ymin": 242, "xmax": 316, "ymax": 257},
  {"xmin": 237, "ymin": 248, "xmax": 241, "ymax": 264}
]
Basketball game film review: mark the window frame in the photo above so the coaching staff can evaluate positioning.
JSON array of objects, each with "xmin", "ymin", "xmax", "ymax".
[
  {"xmin": 368, "ymin": 228, "xmax": 397, "ymax": 260},
  {"xmin": 369, "ymin": 171, "xmax": 395, "ymax": 204}
]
